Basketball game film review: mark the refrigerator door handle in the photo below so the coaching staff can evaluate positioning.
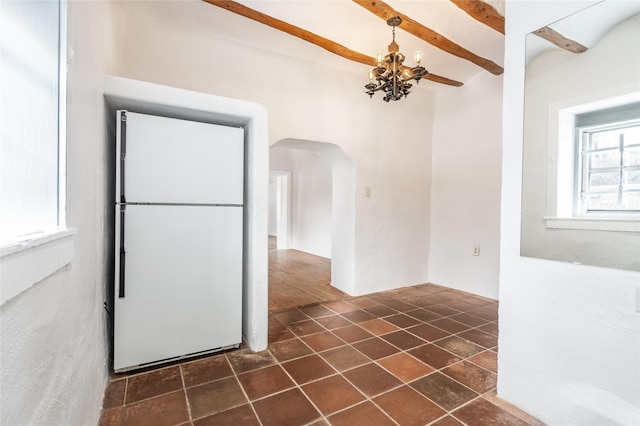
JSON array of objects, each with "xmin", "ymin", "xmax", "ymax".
[
  {"xmin": 119, "ymin": 205, "xmax": 126, "ymax": 298},
  {"xmin": 120, "ymin": 111, "xmax": 127, "ymax": 204}
]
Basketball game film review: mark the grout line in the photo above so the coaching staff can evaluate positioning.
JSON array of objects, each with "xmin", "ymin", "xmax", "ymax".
[{"xmin": 178, "ymin": 365, "xmax": 193, "ymax": 425}]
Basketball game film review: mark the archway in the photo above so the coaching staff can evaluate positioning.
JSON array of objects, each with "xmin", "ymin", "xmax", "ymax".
[{"xmin": 269, "ymin": 139, "xmax": 355, "ymax": 295}]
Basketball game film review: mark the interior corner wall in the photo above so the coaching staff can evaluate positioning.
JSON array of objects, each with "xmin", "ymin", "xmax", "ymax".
[
  {"xmin": 270, "ymin": 148, "xmax": 332, "ymax": 258},
  {"xmin": 115, "ymin": 5, "xmax": 434, "ymax": 296},
  {"xmin": 428, "ymin": 72, "xmax": 503, "ymax": 299},
  {"xmin": 499, "ymin": 1, "xmax": 640, "ymax": 424},
  {"xmin": 0, "ymin": 2, "xmax": 115, "ymax": 424}
]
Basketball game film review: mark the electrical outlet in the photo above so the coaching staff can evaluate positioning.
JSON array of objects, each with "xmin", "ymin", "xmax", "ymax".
[
  {"xmin": 473, "ymin": 245, "xmax": 480, "ymax": 256},
  {"xmin": 365, "ymin": 187, "xmax": 371, "ymax": 198}
]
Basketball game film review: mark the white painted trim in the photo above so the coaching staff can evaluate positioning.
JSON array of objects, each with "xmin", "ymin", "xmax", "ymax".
[
  {"xmin": 0, "ymin": 228, "xmax": 77, "ymax": 305},
  {"xmin": 544, "ymin": 216, "xmax": 640, "ymax": 232},
  {"xmin": 103, "ymin": 75, "xmax": 269, "ymax": 352}
]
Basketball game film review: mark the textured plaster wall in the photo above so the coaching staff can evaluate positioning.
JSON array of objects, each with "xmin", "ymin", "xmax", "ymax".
[
  {"xmin": 429, "ymin": 72, "xmax": 503, "ymax": 299},
  {"xmin": 499, "ymin": 1, "xmax": 640, "ymax": 424},
  {"xmin": 0, "ymin": 2, "xmax": 116, "ymax": 424},
  {"xmin": 521, "ymin": 14, "xmax": 640, "ymax": 271},
  {"xmin": 115, "ymin": 3, "xmax": 434, "ymax": 296},
  {"xmin": 270, "ymin": 148, "xmax": 332, "ymax": 258}
]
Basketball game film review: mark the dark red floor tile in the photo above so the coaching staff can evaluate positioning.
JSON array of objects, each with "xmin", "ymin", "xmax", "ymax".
[
  {"xmin": 323, "ymin": 300, "xmax": 359, "ymax": 314},
  {"xmin": 268, "ymin": 324, "xmax": 295, "ymax": 343},
  {"xmin": 342, "ymin": 363, "xmax": 402, "ymax": 397},
  {"xmin": 426, "ymin": 305, "xmax": 462, "ymax": 316},
  {"xmin": 125, "ymin": 366, "xmax": 183, "ymax": 404},
  {"xmin": 384, "ymin": 313, "xmax": 422, "ymax": 328},
  {"xmin": 268, "ymin": 338, "xmax": 313, "ymax": 362},
  {"xmin": 273, "ymin": 309, "xmax": 309, "ymax": 325},
  {"xmin": 431, "ymin": 415, "xmax": 464, "ymax": 426},
  {"xmin": 123, "ymin": 390, "xmax": 189, "ymax": 426},
  {"xmin": 281, "ymin": 354, "xmax": 336, "ymax": 384},
  {"xmin": 405, "ymin": 309, "xmax": 442, "ymax": 322},
  {"xmin": 193, "ymin": 404, "xmax": 259, "ymax": 426},
  {"xmin": 300, "ymin": 304, "xmax": 336, "ymax": 318},
  {"xmin": 301, "ymin": 331, "xmax": 345, "ymax": 352},
  {"xmin": 99, "ymin": 407, "xmax": 123, "ymax": 426},
  {"xmin": 452, "ymin": 397, "xmax": 530, "ymax": 426},
  {"xmin": 470, "ymin": 306, "xmax": 499, "ymax": 321},
  {"xmin": 468, "ymin": 350, "xmax": 498, "ymax": 373},
  {"xmin": 331, "ymin": 325, "xmax": 373, "ymax": 343},
  {"xmin": 319, "ymin": 345, "xmax": 370, "ymax": 372},
  {"xmin": 289, "ymin": 319, "xmax": 325, "ymax": 336},
  {"xmin": 350, "ymin": 298, "xmax": 379, "ymax": 309},
  {"xmin": 449, "ymin": 312, "xmax": 490, "ymax": 327},
  {"xmin": 442, "ymin": 361, "xmax": 497, "ymax": 393},
  {"xmin": 381, "ymin": 330, "xmax": 426, "ymax": 350},
  {"xmin": 181, "ymin": 354, "xmax": 233, "ymax": 388},
  {"xmin": 302, "ymin": 375, "xmax": 366, "ymax": 415},
  {"xmin": 327, "ymin": 401, "xmax": 396, "ymax": 426},
  {"xmin": 357, "ymin": 319, "xmax": 399, "ymax": 336},
  {"xmin": 226, "ymin": 350, "xmax": 276, "ymax": 374},
  {"xmin": 315, "ymin": 314, "xmax": 352, "ymax": 330},
  {"xmin": 352, "ymin": 337, "xmax": 401, "ymax": 360},
  {"xmin": 341, "ymin": 309, "xmax": 376, "ymax": 323},
  {"xmin": 382, "ymin": 299, "xmax": 419, "ymax": 312},
  {"xmin": 364, "ymin": 304, "xmax": 397, "ymax": 318},
  {"xmin": 411, "ymin": 372, "xmax": 477, "ymax": 411},
  {"xmin": 435, "ymin": 336, "xmax": 485, "ymax": 358},
  {"xmin": 458, "ymin": 329, "xmax": 499, "ymax": 348},
  {"xmin": 477, "ymin": 322, "xmax": 499, "ymax": 336},
  {"xmin": 406, "ymin": 323, "xmax": 450, "ymax": 342},
  {"xmin": 408, "ymin": 344, "xmax": 462, "ymax": 369},
  {"xmin": 252, "ymin": 388, "xmax": 321, "ymax": 426},
  {"xmin": 374, "ymin": 385, "xmax": 446, "ymax": 426},
  {"xmin": 237, "ymin": 365, "xmax": 295, "ymax": 400},
  {"xmin": 186, "ymin": 377, "xmax": 247, "ymax": 420},
  {"xmin": 103, "ymin": 379, "xmax": 126, "ymax": 408},
  {"xmin": 377, "ymin": 352, "xmax": 434, "ymax": 383},
  {"xmin": 430, "ymin": 318, "xmax": 471, "ymax": 334}
]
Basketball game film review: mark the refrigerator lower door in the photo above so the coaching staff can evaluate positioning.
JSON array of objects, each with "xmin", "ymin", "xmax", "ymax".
[{"xmin": 114, "ymin": 204, "xmax": 243, "ymax": 372}]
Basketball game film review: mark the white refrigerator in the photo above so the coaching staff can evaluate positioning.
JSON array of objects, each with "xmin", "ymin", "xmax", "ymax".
[{"xmin": 114, "ymin": 110, "xmax": 244, "ymax": 372}]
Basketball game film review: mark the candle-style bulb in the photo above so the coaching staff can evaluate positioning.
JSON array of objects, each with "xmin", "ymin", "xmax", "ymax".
[
  {"xmin": 369, "ymin": 70, "xmax": 374, "ymax": 83},
  {"xmin": 415, "ymin": 50, "xmax": 422, "ymax": 66},
  {"xmin": 376, "ymin": 52, "xmax": 383, "ymax": 67}
]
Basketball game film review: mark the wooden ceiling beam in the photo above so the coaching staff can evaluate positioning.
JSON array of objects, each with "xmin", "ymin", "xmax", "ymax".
[
  {"xmin": 450, "ymin": 0, "xmax": 505, "ymax": 35},
  {"xmin": 203, "ymin": 0, "xmax": 463, "ymax": 86},
  {"xmin": 353, "ymin": 0, "xmax": 504, "ymax": 75},
  {"xmin": 533, "ymin": 26, "xmax": 588, "ymax": 53}
]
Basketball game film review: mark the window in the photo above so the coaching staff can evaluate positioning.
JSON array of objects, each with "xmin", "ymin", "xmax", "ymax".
[
  {"xmin": 0, "ymin": 0, "xmax": 66, "ymax": 245},
  {"xmin": 576, "ymin": 120, "xmax": 640, "ymax": 215}
]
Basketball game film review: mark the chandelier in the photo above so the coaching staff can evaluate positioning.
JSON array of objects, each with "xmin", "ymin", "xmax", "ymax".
[{"xmin": 365, "ymin": 16, "xmax": 428, "ymax": 102}]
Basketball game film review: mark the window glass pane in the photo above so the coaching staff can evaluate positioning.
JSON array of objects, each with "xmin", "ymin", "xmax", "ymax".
[
  {"xmin": 588, "ymin": 171, "xmax": 619, "ymax": 191},
  {"xmin": 624, "ymin": 145, "xmax": 640, "ymax": 167},
  {"xmin": 621, "ymin": 192, "xmax": 640, "ymax": 210},
  {"xmin": 586, "ymin": 193, "xmax": 618, "ymax": 210},
  {"xmin": 589, "ymin": 150, "xmax": 620, "ymax": 168},
  {"xmin": 623, "ymin": 170, "xmax": 640, "ymax": 190},
  {"xmin": 589, "ymin": 130, "xmax": 620, "ymax": 150},
  {"xmin": 0, "ymin": 1, "xmax": 60, "ymax": 242},
  {"xmin": 622, "ymin": 126, "xmax": 640, "ymax": 145}
]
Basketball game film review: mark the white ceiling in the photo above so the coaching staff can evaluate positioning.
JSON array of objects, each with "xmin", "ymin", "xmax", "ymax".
[
  {"xmin": 525, "ymin": 1, "xmax": 640, "ymax": 65},
  {"xmin": 116, "ymin": 0, "xmax": 506, "ymax": 89}
]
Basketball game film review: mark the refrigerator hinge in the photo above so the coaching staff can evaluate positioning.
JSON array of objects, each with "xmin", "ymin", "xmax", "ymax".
[{"xmin": 120, "ymin": 111, "xmax": 127, "ymax": 204}]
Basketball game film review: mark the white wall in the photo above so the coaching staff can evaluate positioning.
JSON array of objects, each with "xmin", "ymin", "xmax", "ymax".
[
  {"xmin": 114, "ymin": 3, "xmax": 434, "ymax": 296},
  {"xmin": 499, "ymin": 2, "xmax": 640, "ymax": 424},
  {"xmin": 271, "ymin": 148, "xmax": 332, "ymax": 258},
  {"xmin": 429, "ymin": 72, "xmax": 503, "ymax": 299},
  {"xmin": 0, "ymin": 2, "xmax": 116, "ymax": 424},
  {"xmin": 521, "ymin": 14, "xmax": 640, "ymax": 270}
]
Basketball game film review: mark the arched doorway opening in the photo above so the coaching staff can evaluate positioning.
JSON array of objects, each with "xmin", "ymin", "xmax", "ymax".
[{"xmin": 269, "ymin": 139, "xmax": 355, "ymax": 296}]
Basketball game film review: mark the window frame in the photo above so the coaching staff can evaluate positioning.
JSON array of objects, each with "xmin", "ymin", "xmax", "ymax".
[{"xmin": 574, "ymin": 117, "xmax": 640, "ymax": 217}]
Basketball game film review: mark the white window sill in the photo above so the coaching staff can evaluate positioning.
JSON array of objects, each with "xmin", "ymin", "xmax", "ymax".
[
  {"xmin": 0, "ymin": 228, "xmax": 77, "ymax": 306},
  {"xmin": 544, "ymin": 217, "xmax": 640, "ymax": 232}
]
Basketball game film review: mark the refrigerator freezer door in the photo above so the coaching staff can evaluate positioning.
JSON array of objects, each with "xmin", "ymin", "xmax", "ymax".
[
  {"xmin": 118, "ymin": 111, "xmax": 244, "ymax": 205},
  {"xmin": 114, "ymin": 204, "xmax": 243, "ymax": 371}
]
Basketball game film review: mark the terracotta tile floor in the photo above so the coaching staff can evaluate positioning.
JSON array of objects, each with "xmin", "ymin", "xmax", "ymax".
[{"xmin": 99, "ymin": 284, "xmax": 544, "ymax": 426}]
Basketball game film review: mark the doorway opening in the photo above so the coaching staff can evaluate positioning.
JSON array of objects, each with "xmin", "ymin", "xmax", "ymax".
[{"xmin": 268, "ymin": 139, "xmax": 355, "ymax": 311}]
